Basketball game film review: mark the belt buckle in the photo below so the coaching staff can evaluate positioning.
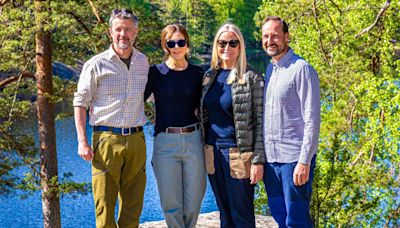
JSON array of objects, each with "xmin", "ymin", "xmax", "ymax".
[
  {"xmin": 181, "ymin": 127, "xmax": 191, "ymax": 134},
  {"xmin": 165, "ymin": 127, "xmax": 173, "ymax": 134},
  {"xmin": 121, "ymin": 127, "xmax": 131, "ymax": 136}
]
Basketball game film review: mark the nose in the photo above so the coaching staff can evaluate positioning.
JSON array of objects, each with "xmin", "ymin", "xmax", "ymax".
[{"xmin": 267, "ymin": 36, "xmax": 275, "ymax": 44}]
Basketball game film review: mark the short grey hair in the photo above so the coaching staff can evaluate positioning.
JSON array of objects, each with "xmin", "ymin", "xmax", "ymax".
[{"xmin": 109, "ymin": 9, "xmax": 138, "ymax": 27}]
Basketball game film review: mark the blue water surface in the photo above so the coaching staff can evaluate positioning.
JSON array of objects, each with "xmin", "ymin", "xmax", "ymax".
[{"xmin": 0, "ymin": 117, "xmax": 217, "ymax": 227}]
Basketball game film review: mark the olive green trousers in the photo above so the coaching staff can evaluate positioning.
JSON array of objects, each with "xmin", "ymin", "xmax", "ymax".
[{"xmin": 91, "ymin": 131, "xmax": 146, "ymax": 228}]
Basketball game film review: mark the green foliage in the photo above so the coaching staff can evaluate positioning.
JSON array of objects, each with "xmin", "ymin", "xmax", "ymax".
[
  {"xmin": 2, "ymin": 0, "xmax": 399, "ymax": 225},
  {"xmin": 148, "ymin": 0, "xmax": 262, "ymax": 56},
  {"xmin": 126, "ymin": 0, "xmax": 165, "ymax": 63},
  {"xmin": 58, "ymin": 173, "xmax": 91, "ymax": 197},
  {"xmin": 148, "ymin": 0, "xmax": 217, "ymax": 56},
  {"xmin": 254, "ymin": 182, "xmax": 269, "ymax": 215},
  {"xmin": 208, "ymin": 0, "xmax": 262, "ymax": 45},
  {"xmin": 0, "ymin": 0, "xmax": 112, "ymax": 196},
  {"xmin": 255, "ymin": 0, "xmax": 400, "ymax": 226}
]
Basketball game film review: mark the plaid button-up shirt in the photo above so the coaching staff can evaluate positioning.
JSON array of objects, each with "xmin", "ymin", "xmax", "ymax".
[
  {"xmin": 73, "ymin": 46, "xmax": 149, "ymax": 128},
  {"xmin": 263, "ymin": 48, "xmax": 321, "ymax": 164}
]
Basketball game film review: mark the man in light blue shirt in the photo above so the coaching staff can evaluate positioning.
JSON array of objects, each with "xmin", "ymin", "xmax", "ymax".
[{"xmin": 262, "ymin": 16, "xmax": 321, "ymax": 227}]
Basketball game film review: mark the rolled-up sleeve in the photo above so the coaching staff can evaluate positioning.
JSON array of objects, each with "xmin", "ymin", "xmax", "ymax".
[
  {"xmin": 73, "ymin": 62, "xmax": 96, "ymax": 109},
  {"xmin": 296, "ymin": 65, "xmax": 321, "ymax": 164}
]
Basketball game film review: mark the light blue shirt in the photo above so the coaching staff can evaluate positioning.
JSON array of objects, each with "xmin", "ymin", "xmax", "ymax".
[{"xmin": 263, "ymin": 48, "xmax": 321, "ymax": 164}]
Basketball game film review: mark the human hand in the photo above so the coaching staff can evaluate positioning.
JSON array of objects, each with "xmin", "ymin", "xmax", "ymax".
[
  {"xmin": 250, "ymin": 164, "xmax": 264, "ymax": 184},
  {"xmin": 78, "ymin": 141, "xmax": 94, "ymax": 161},
  {"xmin": 293, "ymin": 162, "xmax": 310, "ymax": 186}
]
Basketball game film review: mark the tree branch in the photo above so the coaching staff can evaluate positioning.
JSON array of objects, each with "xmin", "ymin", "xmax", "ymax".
[
  {"xmin": 355, "ymin": 0, "xmax": 391, "ymax": 38},
  {"xmin": 386, "ymin": 203, "xmax": 400, "ymax": 227},
  {"xmin": 328, "ymin": 0, "xmax": 341, "ymax": 13},
  {"xmin": 0, "ymin": 72, "xmax": 36, "ymax": 88},
  {"xmin": 348, "ymin": 90, "xmax": 358, "ymax": 132},
  {"xmin": 87, "ymin": 0, "xmax": 104, "ymax": 24},
  {"xmin": 0, "ymin": 0, "xmax": 10, "ymax": 6},
  {"xmin": 368, "ymin": 144, "xmax": 375, "ymax": 163},
  {"xmin": 67, "ymin": 12, "xmax": 91, "ymax": 35},
  {"xmin": 323, "ymin": 0, "xmax": 341, "ymax": 41},
  {"xmin": 86, "ymin": 0, "xmax": 110, "ymax": 40},
  {"xmin": 0, "ymin": 127, "xmax": 41, "ymax": 180},
  {"xmin": 351, "ymin": 151, "xmax": 365, "ymax": 166},
  {"xmin": 312, "ymin": 0, "xmax": 331, "ymax": 65}
]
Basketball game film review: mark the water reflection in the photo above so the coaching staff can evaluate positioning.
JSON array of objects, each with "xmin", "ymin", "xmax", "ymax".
[
  {"xmin": 0, "ymin": 56, "xmax": 269, "ymax": 227},
  {"xmin": 0, "ymin": 118, "xmax": 216, "ymax": 227}
]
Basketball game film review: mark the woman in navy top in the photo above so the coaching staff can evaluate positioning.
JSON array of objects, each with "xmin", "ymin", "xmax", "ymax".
[
  {"xmin": 144, "ymin": 24, "xmax": 206, "ymax": 228},
  {"xmin": 200, "ymin": 23, "xmax": 265, "ymax": 228}
]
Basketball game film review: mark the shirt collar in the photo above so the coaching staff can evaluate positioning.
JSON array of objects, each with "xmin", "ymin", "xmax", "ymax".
[
  {"xmin": 106, "ymin": 45, "xmax": 137, "ymax": 61},
  {"xmin": 273, "ymin": 47, "xmax": 293, "ymax": 68}
]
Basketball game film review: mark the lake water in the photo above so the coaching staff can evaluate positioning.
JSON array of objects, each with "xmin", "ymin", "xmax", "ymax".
[
  {"xmin": 0, "ymin": 56, "xmax": 270, "ymax": 227},
  {"xmin": 0, "ymin": 118, "xmax": 217, "ymax": 227}
]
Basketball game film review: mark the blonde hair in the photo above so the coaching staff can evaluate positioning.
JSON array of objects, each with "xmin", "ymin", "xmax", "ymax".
[{"xmin": 210, "ymin": 23, "xmax": 247, "ymax": 85}]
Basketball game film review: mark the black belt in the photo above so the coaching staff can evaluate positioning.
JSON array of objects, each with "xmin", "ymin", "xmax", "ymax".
[
  {"xmin": 93, "ymin": 126, "xmax": 143, "ymax": 136},
  {"xmin": 164, "ymin": 123, "xmax": 199, "ymax": 134}
]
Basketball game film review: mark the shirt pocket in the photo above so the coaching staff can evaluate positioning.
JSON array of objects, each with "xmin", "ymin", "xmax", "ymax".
[{"xmin": 97, "ymin": 71, "xmax": 127, "ymax": 97}]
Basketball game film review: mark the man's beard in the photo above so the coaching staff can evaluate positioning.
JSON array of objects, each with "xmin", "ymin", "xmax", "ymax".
[
  {"xmin": 264, "ymin": 44, "xmax": 285, "ymax": 57},
  {"xmin": 117, "ymin": 38, "xmax": 134, "ymax": 50},
  {"xmin": 118, "ymin": 43, "xmax": 130, "ymax": 49}
]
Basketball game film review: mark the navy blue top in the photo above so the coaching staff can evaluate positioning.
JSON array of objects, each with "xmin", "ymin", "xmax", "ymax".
[
  {"xmin": 144, "ymin": 62, "xmax": 204, "ymax": 136},
  {"xmin": 203, "ymin": 69, "xmax": 236, "ymax": 147}
]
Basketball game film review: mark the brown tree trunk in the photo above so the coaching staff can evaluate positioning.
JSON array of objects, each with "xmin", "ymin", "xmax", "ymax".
[{"xmin": 34, "ymin": 0, "xmax": 61, "ymax": 227}]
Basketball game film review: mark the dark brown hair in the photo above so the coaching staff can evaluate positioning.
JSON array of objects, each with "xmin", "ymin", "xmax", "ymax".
[
  {"xmin": 161, "ymin": 24, "xmax": 190, "ymax": 59},
  {"xmin": 262, "ymin": 16, "xmax": 289, "ymax": 33}
]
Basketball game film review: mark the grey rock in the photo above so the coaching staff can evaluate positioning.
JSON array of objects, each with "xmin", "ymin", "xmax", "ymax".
[{"xmin": 139, "ymin": 211, "xmax": 278, "ymax": 228}]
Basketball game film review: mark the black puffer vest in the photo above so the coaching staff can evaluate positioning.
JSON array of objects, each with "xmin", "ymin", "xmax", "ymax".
[{"xmin": 200, "ymin": 66, "xmax": 265, "ymax": 164}]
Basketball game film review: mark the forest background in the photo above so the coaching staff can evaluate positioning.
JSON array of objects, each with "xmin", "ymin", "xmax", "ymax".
[{"xmin": 0, "ymin": 0, "xmax": 399, "ymax": 227}]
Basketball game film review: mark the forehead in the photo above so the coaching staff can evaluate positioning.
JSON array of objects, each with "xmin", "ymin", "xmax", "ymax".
[
  {"xmin": 169, "ymin": 31, "xmax": 185, "ymax": 40},
  {"xmin": 262, "ymin": 20, "xmax": 284, "ymax": 34},
  {"xmin": 111, "ymin": 17, "xmax": 135, "ymax": 28},
  {"xmin": 219, "ymin": 31, "xmax": 238, "ymax": 40}
]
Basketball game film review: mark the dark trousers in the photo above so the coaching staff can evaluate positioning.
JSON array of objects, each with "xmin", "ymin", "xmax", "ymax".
[
  {"xmin": 263, "ymin": 156, "xmax": 316, "ymax": 228},
  {"xmin": 208, "ymin": 145, "xmax": 255, "ymax": 228}
]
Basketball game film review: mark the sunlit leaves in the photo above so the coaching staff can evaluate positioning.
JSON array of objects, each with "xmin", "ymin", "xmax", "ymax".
[{"xmin": 255, "ymin": 0, "xmax": 400, "ymax": 226}]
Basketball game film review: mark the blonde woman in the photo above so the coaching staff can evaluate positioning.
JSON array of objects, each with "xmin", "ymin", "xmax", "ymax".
[
  {"xmin": 200, "ymin": 23, "xmax": 264, "ymax": 228},
  {"xmin": 144, "ymin": 24, "xmax": 206, "ymax": 228}
]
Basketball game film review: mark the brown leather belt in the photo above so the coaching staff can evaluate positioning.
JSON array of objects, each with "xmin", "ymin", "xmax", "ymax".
[{"xmin": 164, "ymin": 124, "xmax": 199, "ymax": 134}]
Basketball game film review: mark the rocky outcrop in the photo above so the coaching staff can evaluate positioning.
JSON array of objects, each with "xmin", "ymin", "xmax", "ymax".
[{"xmin": 139, "ymin": 211, "xmax": 278, "ymax": 228}]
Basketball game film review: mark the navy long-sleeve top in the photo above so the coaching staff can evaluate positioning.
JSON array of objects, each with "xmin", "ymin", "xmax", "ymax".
[
  {"xmin": 203, "ymin": 69, "xmax": 236, "ymax": 147},
  {"xmin": 144, "ymin": 62, "xmax": 204, "ymax": 136}
]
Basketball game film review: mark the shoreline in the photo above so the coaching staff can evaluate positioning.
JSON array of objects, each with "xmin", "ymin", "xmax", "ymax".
[{"xmin": 139, "ymin": 211, "xmax": 278, "ymax": 228}]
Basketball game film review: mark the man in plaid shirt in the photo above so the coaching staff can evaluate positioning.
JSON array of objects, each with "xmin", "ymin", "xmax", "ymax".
[{"xmin": 73, "ymin": 9, "xmax": 149, "ymax": 228}]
